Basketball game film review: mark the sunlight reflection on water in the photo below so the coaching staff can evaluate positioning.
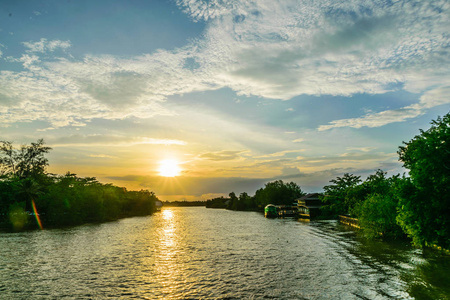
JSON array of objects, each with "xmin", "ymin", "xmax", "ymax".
[{"xmin": 0, "ymin": 207, "xmax": 449, "ymax": 299}]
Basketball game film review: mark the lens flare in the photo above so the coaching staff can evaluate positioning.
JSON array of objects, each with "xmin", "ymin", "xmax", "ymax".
[{"xmin": 32, "ymin": 199, "xmax": 43, "ymax": 230}]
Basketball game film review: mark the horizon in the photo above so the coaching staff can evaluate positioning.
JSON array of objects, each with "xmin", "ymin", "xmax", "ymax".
[{"xmin": 1, "ymin": 0, "xmax": 449, "ymax": 201}]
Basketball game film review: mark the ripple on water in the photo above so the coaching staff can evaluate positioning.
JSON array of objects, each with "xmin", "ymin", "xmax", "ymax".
[{"xmin": 0, "ymin": 207, "xmax": 449, "ymax": 299}]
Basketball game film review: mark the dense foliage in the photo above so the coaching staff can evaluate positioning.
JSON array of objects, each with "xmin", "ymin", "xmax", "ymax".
[
  {"xmin": 253, "ymin": 180, "xmax": 305, "ymax": 208},
  {"xmin": 320, "ymin": 173, "xmax": 362, "ymax": 218},
  {"xmin": 397, "ymin": 113, "xmax": 450, "ymax": 249},
  {"xmin": 0, "ymin": 140, "xmax": 158, "ymax": 231},
  {"xmin": 164, "ymin": 200, "xmax": 206, "ymax": 207},
  {"xmin": 206, "ymin": 180, "xmax": 305, "ymax": 211},
  {"xmin": 320, "ymin": 113, "xmax": 449, "ymax": 248}
]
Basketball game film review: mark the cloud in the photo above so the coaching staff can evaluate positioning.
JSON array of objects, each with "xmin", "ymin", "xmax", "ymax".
[
  {"xmin": 346, "ymin": 147, "xmax": 375, "ymax": 152},
  {"xmin": 318, "ymin": 86, "xmax": 450, "ymax": 131},
  {"xmin": 255, "ymin": 149, "xmax": 304, "ymax": 158},
  {"xmin": 50, "ymin": 134, "xmax": 187, "ymax": 147},
  {"xmin": 108, "ymin": 174, "xmax": 267, "ymax": 196},
  {"xmin": 106, "ymin": 158, "xmax": 402, "ymax": 197},
  {"xmin": 292, "ymin": 138, "xmax": 305, "ymax": 143},
  {"xmin": 179, "ymin": 0, "xmax": 449, "ymax": 99},
  {"xmin": 23, "ymin": 38, "xmax": 71, "ymax": 53},
  {"xmin": 88, "ymin": 154, "xmax": 117, "ymax": 159},
  {"xmin": 280, "ymin": 166, "xmax": 301, "ymax": 177},
  {"xmin": 1, "ymin": 1, "xmax": 449, "ymax": 128},
  {"xmin": 199, "ymin": 150, "xmax": 247, "ymax": 161}
]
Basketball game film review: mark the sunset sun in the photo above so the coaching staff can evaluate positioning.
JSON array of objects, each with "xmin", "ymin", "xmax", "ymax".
[{"xmin": 158, "ymin": 159, "xmax": 181, "ymax": 177}]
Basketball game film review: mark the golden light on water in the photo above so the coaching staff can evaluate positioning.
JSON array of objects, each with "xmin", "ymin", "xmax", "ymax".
[
  {"xmin": 162, "ymin": 209, "xmax": 174, "ymax": 220},
  {"xmin": 158, "ymin": 159, "xmax": 181, "ymax": 177},
  {"xmin": 155, "ymin": 208, "xmax": 180, "ymax": 296}
]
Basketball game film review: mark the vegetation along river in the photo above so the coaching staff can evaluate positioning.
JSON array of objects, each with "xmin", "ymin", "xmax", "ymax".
[{"xmin": 1, "ymin": 207, "xmax": 449, "ymax": 299}]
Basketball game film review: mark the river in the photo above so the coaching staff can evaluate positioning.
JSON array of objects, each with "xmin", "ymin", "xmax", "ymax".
[{"xmin": 0, "ymin": 207, "xmax": 449, "ymax": 299}]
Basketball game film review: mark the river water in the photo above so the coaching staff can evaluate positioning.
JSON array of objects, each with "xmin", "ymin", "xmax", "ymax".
[{"xmin": 1, "ymin": 207, "xmax": 449, "ymax": 299}]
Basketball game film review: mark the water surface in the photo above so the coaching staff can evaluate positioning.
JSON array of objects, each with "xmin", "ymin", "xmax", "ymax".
[{"xmin": 1, "ymin": 207, "xmax": 449, "ymax": 299}]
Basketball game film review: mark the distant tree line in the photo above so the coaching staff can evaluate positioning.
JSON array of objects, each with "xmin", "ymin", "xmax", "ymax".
[
  {"xmin": 206, "ymin": 113, "xmax": 449, "ymax": 250},
  {"xmin": 164, "ymin": 200, "xmax": 206, "ymax": 207},
  {"xmin": 206, "ymin": 180, "xmax": 305, "ymax": 210},
  {"xmin": 0, "ymin": 139, "xmax": 158, "ymax": 231}
]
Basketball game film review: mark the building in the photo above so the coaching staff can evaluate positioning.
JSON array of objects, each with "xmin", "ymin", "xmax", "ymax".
[{"xmin": 296, "ymin": 193, "xmax": 323, "ymax": 219}]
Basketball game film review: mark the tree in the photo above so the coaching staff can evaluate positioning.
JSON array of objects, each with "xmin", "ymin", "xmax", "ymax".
[
  {"xmin": 320, "ymin": 173, "xmax": 362, "ymax": 218},
  {"xmin": 352, "ymin": 173, "xmax": 405, "ymax": 239},
  {"xmin": 254, "ymin": 180, "xmax": 305, "ymax": 208},
  {"xmin": 0, "ymin": 139, "xmax": 52, "ymax": 179},
  {"xmin": 397, "ymin": 113, "xmax": 450, "ymax": 248},
  {"xmin": 0, "ymin": 139, "xmax": 52, "ymax": 217},
  {"xmin": 227, "ymin": 192, "xmax": 238, "ymax": 210}
]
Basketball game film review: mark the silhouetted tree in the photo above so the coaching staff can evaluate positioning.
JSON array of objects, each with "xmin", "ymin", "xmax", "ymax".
[
  {"xmin": 0, "ymin": 139, "xmax": 51, "ymax": 179},
  {"xmin": 0, "ymin": 140, "xmax": 159, "ymax": 230},
  {"xmin": 254, "ymin": 180, "xmax": 305, "ymax": 208}
]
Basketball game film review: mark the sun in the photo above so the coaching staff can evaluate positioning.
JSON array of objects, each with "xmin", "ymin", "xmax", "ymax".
[{"xmin": 158, "ymin": 159, "xmax": 181, "ymax": 177}]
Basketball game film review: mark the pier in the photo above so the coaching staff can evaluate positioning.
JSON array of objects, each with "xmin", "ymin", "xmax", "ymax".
[
  {"xmin": 276, "ymin": 205, "xmax": 298, "ymax": 217},
  {"xmin": 339, "ymin": 215, "xmax": 360, "ymax": 229}
]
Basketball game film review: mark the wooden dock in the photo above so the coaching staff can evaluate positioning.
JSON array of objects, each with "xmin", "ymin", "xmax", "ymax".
[
  {"xmin": 339, "ymin": 215, "xmax": 360, "ymax": 229},
  {"xmin": 276, "ymin": 205, "xmax": 298, "ymax": 218}
]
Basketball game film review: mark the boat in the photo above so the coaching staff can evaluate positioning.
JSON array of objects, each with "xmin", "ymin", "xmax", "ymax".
[
  {"xmin": 155, "ymin": 200, "xmax": 163, "ymax": 212},
  {"xmin": 296, "ymin": 193, "xmax": 323, "ymax": 221},
  {"xmin": 264, "ymin": 204, "xmax": 278, "ymax": 218}
]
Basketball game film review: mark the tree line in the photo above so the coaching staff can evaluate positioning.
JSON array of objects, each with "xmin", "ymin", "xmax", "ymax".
[
  {"xmin": 321, "ymin": 113, "xmax": 449, "ymax": 249},
  {"xmin": 206, "ymin": 113, "xmax": 449, "ymax": 250},
  {"xmin": 0, "ymin": 139, "xmax": 158, "ymax": 231},
  {"xmin": 206, "ymin": 180, "xmax": 305, "ymax": 210}
]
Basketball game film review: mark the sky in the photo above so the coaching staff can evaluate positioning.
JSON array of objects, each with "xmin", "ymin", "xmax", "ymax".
[{"xmin": 1, "ymin": 0, "xmax": 449, "ymax": 201}]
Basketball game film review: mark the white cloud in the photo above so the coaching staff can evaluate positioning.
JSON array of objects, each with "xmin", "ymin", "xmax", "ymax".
[
  {"xmin": 88, "ymin": 154, "xmax": 117, "ymax": 159},
  {"xmin": 255, "ymin": 149, "xmax": 304, "ymax": 158},
  {"xmin": 199, "ymin": 150, "xmax": 247, "ymax": 161},
  {"xmin": 177, "ymin": 0, "xmax": 449, "ymax": 100},
  {"xmin": 346, "ymin": 147, "xmax": 375, "ymax": 152},
  {"xmin": 318, "ymin": 86, "xmax": 450, "ymax": 131},
  {"xmin": 22, "ymin": 38, "xmax": 71, "ymax": 53},
  {"xmin": 50, "ymin": 135, "xmax": 187, "ymax": 147},
  {"xmin": 1, "ymin": 0, "xmax": 449, "ymax": 128}
]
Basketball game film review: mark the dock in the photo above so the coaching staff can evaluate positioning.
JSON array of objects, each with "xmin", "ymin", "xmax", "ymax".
[
  {"xmin": 339, "ymin": 215, "xmax": 360, "ymax": 229},
  {"xmin": 276, "ymin": 205, "xmax": 298, "ymax": 217}
]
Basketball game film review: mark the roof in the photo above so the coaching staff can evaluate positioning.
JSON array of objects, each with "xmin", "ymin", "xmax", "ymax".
[{"xmin": 296, "ymin": 193, "xmax": 322, "ymax": 201}]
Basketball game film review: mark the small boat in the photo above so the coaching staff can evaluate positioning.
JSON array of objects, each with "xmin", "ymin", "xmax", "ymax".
[
  {"xmin": 264, "ymin": 204, "xmax": 278, "ymax": 218},
  {"xmin": 155, "ymin": 200, "xmax": 163, "ymax": 212}
]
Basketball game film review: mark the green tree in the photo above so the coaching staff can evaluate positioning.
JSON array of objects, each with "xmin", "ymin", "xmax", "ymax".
[
  {"xmin": 254, "ymin": 180, "xmax": 305, "ymax": 208},
  {"xmin": 397, "ymin": 113, "xmax": 450, "ymax": 248},
  {"xmin": 352, "ymin": 172, "xmax": 405, "ymax": 239},
  {"xmin": 355, "ymin": 193, "xmax": 404, "ymax": 239},
  {"xmin": 320, "ymin": 173, "xmax": 362, "ymax": 218}
]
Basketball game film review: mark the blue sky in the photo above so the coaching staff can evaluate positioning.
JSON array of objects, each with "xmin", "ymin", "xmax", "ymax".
[{"xmin": 1, "ymin": 0, "xmax": 449, "ymax": 200}]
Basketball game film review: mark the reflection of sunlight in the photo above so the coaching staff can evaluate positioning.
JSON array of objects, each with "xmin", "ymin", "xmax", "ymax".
[
  {"xmin": 154, "ymin": 208, "xmax": 181, "ymax": 296},
  {"xmin": 162, "ymin": 209, "xmax": 173, "ymax": 220},
  {"xmin": 161, "ymin": 209, "xmax": 175, "ymax": 247}
]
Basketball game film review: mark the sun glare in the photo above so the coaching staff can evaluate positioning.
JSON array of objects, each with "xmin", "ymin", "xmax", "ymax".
[{"xmin": 158, "ymin": 159, "xmax": 181, "ymax": 177}]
